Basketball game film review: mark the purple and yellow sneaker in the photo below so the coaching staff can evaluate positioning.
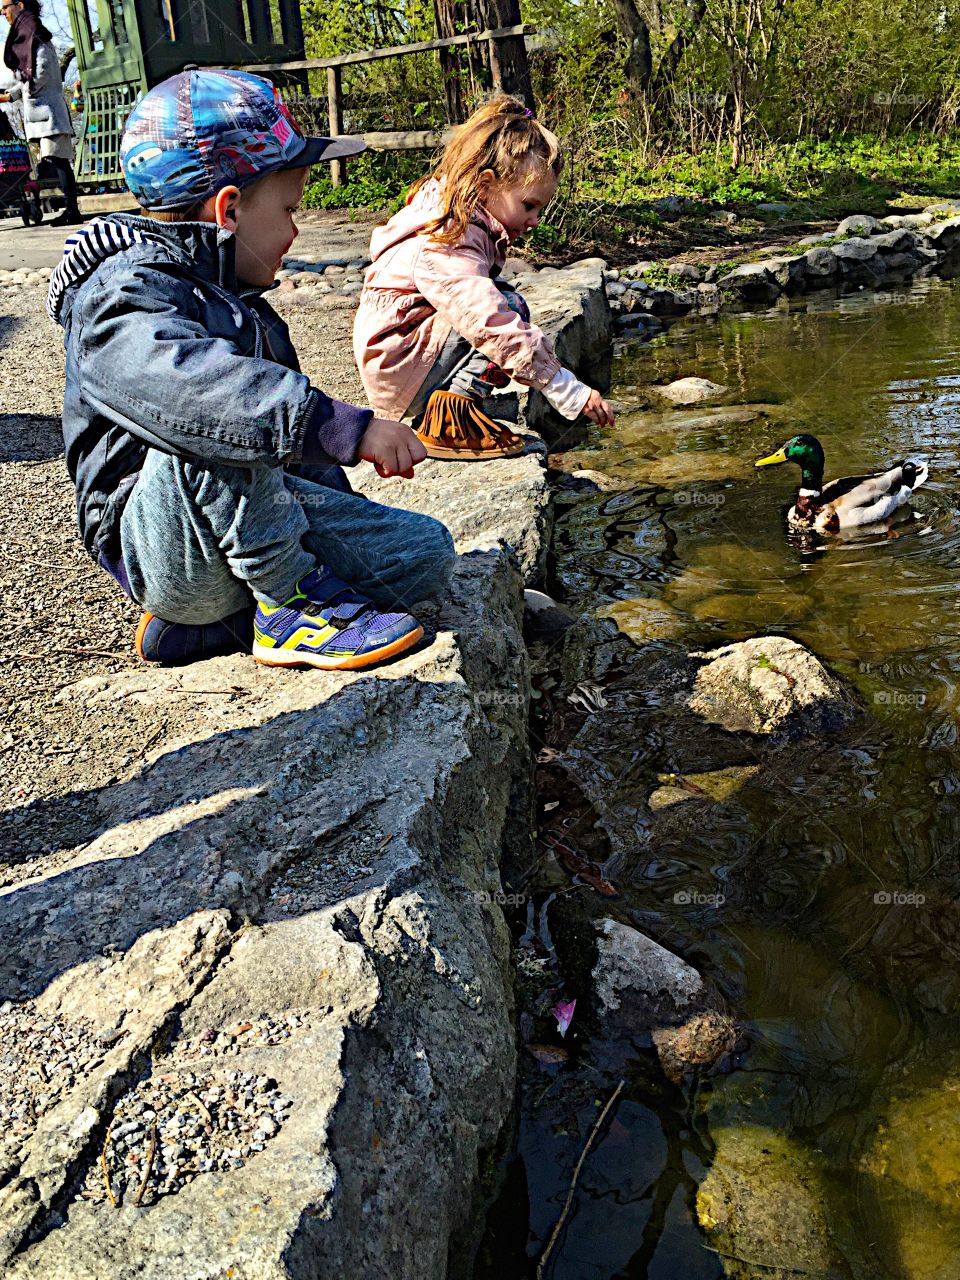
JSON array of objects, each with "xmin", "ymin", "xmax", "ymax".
[
  {"xmin": 135, "ymin": 607, "xmax": 254, "ymax": 664},
  {"xmin": 252, "ymin": 568, "xmax": 424, "ymax": 670}
]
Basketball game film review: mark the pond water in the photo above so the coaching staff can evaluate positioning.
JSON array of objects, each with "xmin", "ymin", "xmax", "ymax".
[{"xmin": 476, "ymin": 277, "xmax": 960, "ymax": 1279}]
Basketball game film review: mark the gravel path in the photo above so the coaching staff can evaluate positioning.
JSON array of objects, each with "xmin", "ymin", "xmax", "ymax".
[{"xmin": 0, "ymin": 212, "xmax": 373, "ymax": 870}]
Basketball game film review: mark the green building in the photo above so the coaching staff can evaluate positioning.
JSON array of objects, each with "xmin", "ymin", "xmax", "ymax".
[{"xmin": 65, "ymin": 0, "xmax": 306, "ymax": 184}]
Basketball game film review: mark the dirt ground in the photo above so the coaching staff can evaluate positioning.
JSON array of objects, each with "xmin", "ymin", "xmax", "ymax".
[{"xmin": 0, "ymin": 211, "xmax": 374, "ymax": 873}]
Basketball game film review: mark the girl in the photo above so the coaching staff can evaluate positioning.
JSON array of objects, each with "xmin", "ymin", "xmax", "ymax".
[
  {"xmin": 0, "ymin": 0, "xmax": 82, "ymax": 226},
  {"xmin": 353, "ymin": 95, "xmax": 614, "ymax": 460}
]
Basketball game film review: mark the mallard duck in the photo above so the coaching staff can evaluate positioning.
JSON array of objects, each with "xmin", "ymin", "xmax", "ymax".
[{"xmin": 755, "ymin": 434, "xmax": 928, "ymax": 531}]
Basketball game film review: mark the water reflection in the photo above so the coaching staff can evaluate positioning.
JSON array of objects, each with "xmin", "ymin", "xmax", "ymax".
[{"xmin": 487, "ymin": 276, "xmax": 960, "ymax": 1279}]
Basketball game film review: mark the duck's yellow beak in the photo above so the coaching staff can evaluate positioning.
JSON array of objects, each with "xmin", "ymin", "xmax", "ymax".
[{"xmin": 755, "ymin": 447, "xmax": 788, "ymax": 468}]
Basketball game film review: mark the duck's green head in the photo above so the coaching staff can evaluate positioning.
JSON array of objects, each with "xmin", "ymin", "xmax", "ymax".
[{"xmin": 755, "ymin": 434, "xmax": 825, "ymax": 488}]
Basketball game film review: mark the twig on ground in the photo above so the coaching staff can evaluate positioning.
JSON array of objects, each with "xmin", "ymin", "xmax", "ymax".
[
  {"xmin": 536, "ymin": 1079, "xmax": 625, "ymax": 1278},
  {"xmin": 133, "ymin": 1122, "xmax": 157, "ymax": 1207},
  {"xmin": 100, "ymin": 1125, "xmax": 117, "ymax": 1207},
  {"xmin": 140, "ymin": 723, "xmax": 167, "ymax": 754},
  {"xmin": 184, "ymin": 1089, "xmax": 212, "ymax": 1127}
]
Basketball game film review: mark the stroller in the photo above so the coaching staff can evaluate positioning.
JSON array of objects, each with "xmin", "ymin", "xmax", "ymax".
[{"xmin": 0, "ymin": 112, "xmax": 42, "ymax": 227}]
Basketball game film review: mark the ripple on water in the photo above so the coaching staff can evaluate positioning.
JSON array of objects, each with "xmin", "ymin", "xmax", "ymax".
[{"xmin": 535, "ymin": 275, "xmax": 960, "ymax": 1277}]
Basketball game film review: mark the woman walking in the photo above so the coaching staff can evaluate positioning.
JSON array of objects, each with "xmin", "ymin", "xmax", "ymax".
[{"xmin": 0, "ymin": 0, "xmax": 81, "ymax": 225}]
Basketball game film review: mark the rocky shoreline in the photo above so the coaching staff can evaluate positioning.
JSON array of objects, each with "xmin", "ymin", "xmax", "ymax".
[
  {"xmin": 601, "ymin": 200, "xmax": 960, "ymax": 341},
  {"xmin": 0, "ymin": 205, "xmax": 942, "ymax": 1275}
]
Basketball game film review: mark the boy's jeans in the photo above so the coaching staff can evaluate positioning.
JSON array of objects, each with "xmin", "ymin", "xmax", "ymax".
[
  {"xmin": 119, "ymin": 451, "xmax": 455, "ymax": 625},
  {"xmin": 404, "ymin": 280, "xmax": 529, "ymax": 420}
]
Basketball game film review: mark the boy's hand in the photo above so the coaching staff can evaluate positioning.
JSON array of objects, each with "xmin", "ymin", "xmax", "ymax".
[
  {"xmin": 358, "ymin": 418, "xmax": 426, "ymax": 479},
  {"xmin": 582, "ymin": 390, "xmax": 615, "ymax": 427}
]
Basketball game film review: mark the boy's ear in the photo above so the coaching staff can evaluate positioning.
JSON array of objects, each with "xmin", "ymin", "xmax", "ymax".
[{"xmin": 213, "ymin": 185, "xmax": 242, "ymax": 230}]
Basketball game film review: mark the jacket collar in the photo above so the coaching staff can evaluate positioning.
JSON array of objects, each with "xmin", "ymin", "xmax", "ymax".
[
  {"xmin": 107, "ymin": 213, "xmax": 239, "ymax": 291},
  {"xmin": 47, "ymin": 212, "xmax": 240, "ymax": 325}
]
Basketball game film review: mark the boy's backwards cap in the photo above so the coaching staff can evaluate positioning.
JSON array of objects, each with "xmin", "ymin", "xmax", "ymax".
[{"xmin": 120, "ymin": 68, "xmax": 365, "ymax": 210}]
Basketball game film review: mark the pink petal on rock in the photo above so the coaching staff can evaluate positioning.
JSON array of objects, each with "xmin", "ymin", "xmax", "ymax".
[{"xmin": 552, "ymin": 999, "xmax": 576, "ymax": 1037}]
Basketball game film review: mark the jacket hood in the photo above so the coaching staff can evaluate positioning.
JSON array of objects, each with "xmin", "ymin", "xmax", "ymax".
[
  {"xmin": 368, "ymin": 179, "xmax": 509, "ymax": 264},
  {"xmin": 47, "ymin": 213, "xmax": 237, "ymax": 325}
]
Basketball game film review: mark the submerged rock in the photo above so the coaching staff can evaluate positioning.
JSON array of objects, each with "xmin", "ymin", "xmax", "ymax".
[
  {"xmin": 697, "ymin": 1126, "xmax": 840, "ymax": 1279},
  {"xmin": 648, "ymin": 764, "xmax": 761, "ymax": 810},
  {"xmin": 652, "ymin": 1010, "xmax": 737, "ymax": 1082},
  {"xmin": 598, "ymin": 597, "xmax": 688, "ymax": 643},
  {"xmin": 569, "ymin": 468, "xmax": 635, "ymax": 492},
  {"xmin": 655, "ymin": 377, "xmax": 727, "ymax": 405},
  {"xmin": 687, "ymin": 635, "xmax": 859, "ymax": 737},
  {"xmin": 635, "ymin": 450, "xmax": 752, "ymax": 487},
  {"xmin": 859, "ymin": 1074, "xmax": 960, "ymax": 1278}
]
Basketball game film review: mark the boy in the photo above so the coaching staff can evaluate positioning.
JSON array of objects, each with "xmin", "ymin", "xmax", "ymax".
[{"xmin": 48, "ymin": 68, "xmax": 455, "ymax": 668}]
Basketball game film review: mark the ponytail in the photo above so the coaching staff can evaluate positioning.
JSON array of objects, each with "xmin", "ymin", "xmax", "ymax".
[{"xmin": 409, "ymin": 94, "xmax": 562, "ymax": 245}]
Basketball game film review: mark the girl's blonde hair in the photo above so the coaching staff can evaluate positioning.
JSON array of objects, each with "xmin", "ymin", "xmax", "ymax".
[{"xmin": 409, "ymin": 94, "xmax": 562, "ymax": 245}]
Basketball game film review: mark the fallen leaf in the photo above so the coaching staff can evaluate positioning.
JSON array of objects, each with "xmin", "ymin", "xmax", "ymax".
[
  {"xmin": 542, "ymin": 832, "xmax": 619, "ymax": 897},
  {"xmin": 567, "ymin": 681, "xmax": 609, "ymax": 714},
  {"xmin": 526, "ymin": 1043, "xmax": 570, "ymax": 1066}
]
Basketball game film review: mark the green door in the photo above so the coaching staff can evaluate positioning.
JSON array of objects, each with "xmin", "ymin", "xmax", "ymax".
[{"xmin": 67, "ymin": 0, "xmax": 147, "ymax": 184}]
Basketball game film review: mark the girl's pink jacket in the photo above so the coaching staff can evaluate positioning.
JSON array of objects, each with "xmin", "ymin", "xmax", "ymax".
[{"xmin": 353, "ymin": 180, "xmax": 563, "ymax": 418}]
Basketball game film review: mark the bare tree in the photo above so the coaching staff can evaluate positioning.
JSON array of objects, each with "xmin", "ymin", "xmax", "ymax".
[
  {"xmin": 705, "ymin": 0, "xmax": 788, "ymax": 166},
  {"xmin": 609, "ymin": 0, "xmax": 708, "ymax": 111}
]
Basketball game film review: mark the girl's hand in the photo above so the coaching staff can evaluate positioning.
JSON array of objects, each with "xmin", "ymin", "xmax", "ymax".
[
  {"xmin": 582, "ymin": 389, "xmax": 615, "ymax": 427},
  {"xmin": 358, "ymin": 417, "xmax": 426, "ymax": 478}
]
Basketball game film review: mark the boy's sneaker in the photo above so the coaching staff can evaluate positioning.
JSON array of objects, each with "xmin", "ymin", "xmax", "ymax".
[
  {"xmin": 135, "ymin": 607, "xmax": 254, "ymax": 664},
  {"xmin": 252, "ymin": 568, "xmax": 424, "ymax": 670}
]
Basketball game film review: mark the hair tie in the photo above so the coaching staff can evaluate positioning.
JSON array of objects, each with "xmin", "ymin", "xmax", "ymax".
[{"xmin": 523, "ymin": 107, "xmax": 534, "ymax": 118}]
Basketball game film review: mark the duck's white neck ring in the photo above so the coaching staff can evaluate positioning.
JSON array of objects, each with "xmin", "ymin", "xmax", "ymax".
[{"xmin": 799, "ymin": 487, "xmax": 821, "ymax": 497}]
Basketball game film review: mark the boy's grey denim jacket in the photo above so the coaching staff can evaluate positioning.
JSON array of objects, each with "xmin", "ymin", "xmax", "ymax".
[{"xmin": 48, "ymin": 214, "xmax": 372, "ymax": 573}]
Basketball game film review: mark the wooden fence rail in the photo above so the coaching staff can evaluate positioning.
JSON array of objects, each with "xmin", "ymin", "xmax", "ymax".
[{"xmin": 241, "ymin": 23, "xmax": 533, "ymax": 186}]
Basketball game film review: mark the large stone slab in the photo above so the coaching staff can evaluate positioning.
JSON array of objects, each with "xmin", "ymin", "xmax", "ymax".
[
  {"xmin": 520, "ymin": 258, "xmax": 612, "ymax": 449},
  {"xmin": 354, "ymin": 450, "xmax": 551, "ymax": 586},
  {"xmin": 1, "ymin": 551, "xmax": 528, "ymax": 1279}
]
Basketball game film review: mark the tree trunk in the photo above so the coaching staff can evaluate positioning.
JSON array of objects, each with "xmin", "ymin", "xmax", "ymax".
[
  {"xmin": 609, "ymin": 0, "xmax": 652, "ymax": 104},
  {"xmin": 434, "ymin": 0, "xmax": 472, "ymax": 123},
  {"xmin": 477, "ymin": 0, "xmax": 533, "ymax": 108},
  {"xmin": 649, "ymin": 0, "xmax": 707, "ymax": 102}
]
